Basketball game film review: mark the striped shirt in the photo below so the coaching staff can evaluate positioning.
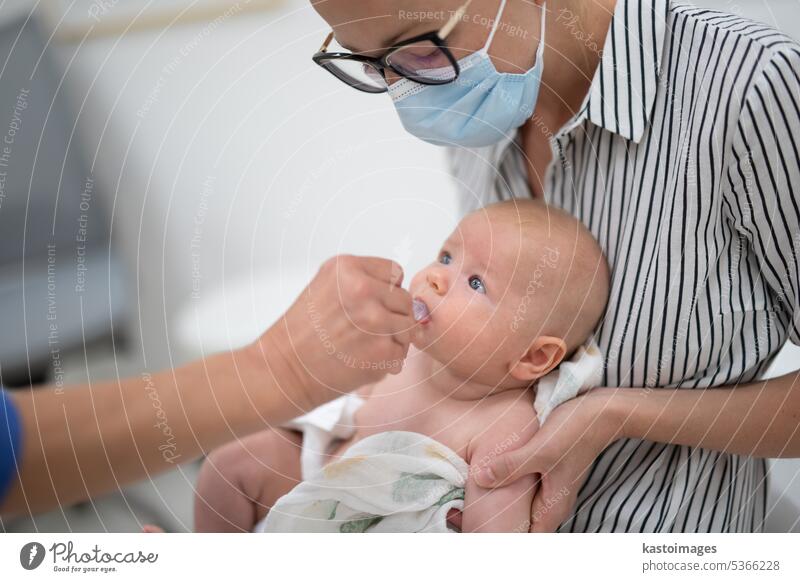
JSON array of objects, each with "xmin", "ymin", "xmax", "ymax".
[{"xmin": 448, "ymin": 0, "xmax": 800, "ymax": 532}]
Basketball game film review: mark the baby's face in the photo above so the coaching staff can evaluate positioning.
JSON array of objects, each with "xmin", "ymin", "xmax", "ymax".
[{"xmin": 409, "ymin": 210, "xmax": 560, "ymax": 387}]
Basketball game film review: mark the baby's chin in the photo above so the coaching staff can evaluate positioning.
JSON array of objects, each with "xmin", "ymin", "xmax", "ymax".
[
  {"xmin": 410, "ymin": 324, "xmax": 435, "ymax": 353},
  {"xmin": 410, "ymin": 322, "xmax": 479, "ymax": 367},
  {"xmin": 409, "ymin": 335, "xmax": 523, "ymax": 394}
]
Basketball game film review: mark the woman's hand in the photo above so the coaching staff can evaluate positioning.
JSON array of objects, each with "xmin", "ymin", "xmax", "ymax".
[
  {"xmin": 1, "ymin": 256, "xmax": 414, "ymax": 519},
  {"xmin": 252, "ymin": 255, "xmax": 415, "ymax": 410},
  {"xmin": 474, "ymin": 388, "xmax": 624, "ymax": 532}
]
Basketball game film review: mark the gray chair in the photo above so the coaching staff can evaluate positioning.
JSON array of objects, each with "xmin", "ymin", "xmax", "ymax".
[{"xmin": 0, "ymin": 14, "xmax": 127, "ymax": 386}]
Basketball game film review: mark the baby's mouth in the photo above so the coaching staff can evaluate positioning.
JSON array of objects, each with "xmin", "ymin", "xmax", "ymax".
[{"xmin": 412, "ymin": 298, "xmax": 431, "ymax": 324}]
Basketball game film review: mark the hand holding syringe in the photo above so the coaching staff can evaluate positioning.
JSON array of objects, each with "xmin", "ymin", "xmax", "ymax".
[{"xmin": 255, "ymin": 255, "xmax": 421, "ymax": 409}]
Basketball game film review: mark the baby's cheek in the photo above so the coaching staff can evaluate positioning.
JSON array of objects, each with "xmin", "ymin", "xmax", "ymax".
[
  {"xmin": 444, "ymin": 303, "xmax": 484, "ymax": 339},
  {"xmin": 437, "ymin": 296, "xmax": 494, "ymax": 344},
  {"xmin": 408, "ymin": 271, "xmax": 426, "ymax": 294},
  {"xmin": 451, "ymin": 320, "xmax": 500, "ymax": 359},
  {"xmin": 470, "ymin": 309, "xmax": 514, "ymax": 348}
]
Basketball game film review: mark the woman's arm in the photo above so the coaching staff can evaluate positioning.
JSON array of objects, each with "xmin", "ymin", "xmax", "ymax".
[
  {"xmin": 606, "ymin": 370, "xmax": 800, "ymax": 459},
  {"xmin": 1, "ymin": 343, "xmax": 297, "ymax": 518},
  {"xmin": 477, "ymin": 368, "xmax": 800, "ymax": 491},
  {"xmin": 0, "ymin": 255, "xmax": 415, "ymax": 517},
  {"xmin": 471, "ymin": 368, "xmax": 800, "ymax": 532}
]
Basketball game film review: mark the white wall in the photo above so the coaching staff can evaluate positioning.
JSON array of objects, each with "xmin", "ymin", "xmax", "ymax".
[{"xmin": 57, "ymin": 0, "xmax": 458, "ymax": 368}]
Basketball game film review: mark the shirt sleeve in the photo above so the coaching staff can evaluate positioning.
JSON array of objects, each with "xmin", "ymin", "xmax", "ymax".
[
  {"xmin": 0, "ymin": 388, "xmax": 22, "ymax": 504},
  {"xmin": 723, "ymin": 46, "xmax": 800, "ymax": 346}
]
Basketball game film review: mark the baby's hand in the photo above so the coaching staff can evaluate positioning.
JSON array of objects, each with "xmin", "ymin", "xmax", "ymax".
[{"xmin": 446, "ymin": 508, "xmax": 463, "ymax": 532}]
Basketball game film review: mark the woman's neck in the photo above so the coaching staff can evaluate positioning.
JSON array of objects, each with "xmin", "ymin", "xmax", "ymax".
[
  {"xmin": 518, "ymin": 0, "xmax": 618, "ymax": 198},
  {"xmin": 537, "ymin": 0, "xmax": 618, "ymax": 132}
]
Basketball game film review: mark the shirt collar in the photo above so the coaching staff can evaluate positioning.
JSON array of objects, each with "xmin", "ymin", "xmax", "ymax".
[
  {"xmin": 582, "ymin": 0, "xmax": 670, "ymax": 142},
  {"xmin": 487, "ymin": 0, "xmax": 669, "ymax": 164}
]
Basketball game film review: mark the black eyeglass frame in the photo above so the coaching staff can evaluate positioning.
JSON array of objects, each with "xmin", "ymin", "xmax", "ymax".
[
  {"xmin": 312, "ymin": 31, "xmax": 461, "ymax": 94},
  {"xmin": 311, "ymin": 0, "xmax": 474, "ymax": 93}
]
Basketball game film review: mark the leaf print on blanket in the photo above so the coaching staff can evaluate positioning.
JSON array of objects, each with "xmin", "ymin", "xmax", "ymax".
[
  {"xmin": 434, "ymin": 487, "xmax": 464, "ymax": 507},
  {"xmin": 391, "ymin": 472, "xmax": 442, "ymax": 504},
  {"xmin": 327, "ymin": 500, "xmax": 340, "ymax": 520},
  {"xmin": 339, "ymin": 514, "xmax": 384, "ymax": 533}
]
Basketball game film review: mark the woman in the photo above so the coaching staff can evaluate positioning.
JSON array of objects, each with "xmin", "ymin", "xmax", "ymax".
[
  {"xmin": 0, "ymin": 256, "xmax": 415, "ymax": 516},
  {"xmin": 310, "ymin": 0, "xmax": 800, "ymax": 531}
]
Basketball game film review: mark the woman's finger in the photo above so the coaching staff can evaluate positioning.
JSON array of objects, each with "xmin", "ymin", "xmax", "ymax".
[
  {"xmin": 387, "ymin": 340, "xmax": 410, "ymax": 375},
  {"xmin": 358, "ymin": 256, "xmax": 404, "ymax": 287},
  {"xmin": 366, "ymin": 312, "xmax": 414, "ymax": 340},
  {"xmin": 390, "ymin": 326, "xmax": 412, "ymax": 351},
  {"xmin": 473, "ymin": 443, "xmax": 540, "ymax": 488},
  {"xmin": 380, "ymin": 284, "xmax": 413, "ymax": 316}
]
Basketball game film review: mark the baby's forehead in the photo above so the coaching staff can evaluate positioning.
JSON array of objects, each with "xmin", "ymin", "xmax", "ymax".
[
  {"xmin": 460, "ymin": 203, "xmax": 550, "ymax": 230},
  {"xmin": 457, "ymin": 208, "xmax": 547, "ymax": 247},
  {"xmin": 454, "ymin": 212, "xmax": 548, "ymax": 273}
]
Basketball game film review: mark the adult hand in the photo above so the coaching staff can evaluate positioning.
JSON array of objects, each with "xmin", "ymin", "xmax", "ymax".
[
  {"xmin": 253, "ymin": 254, "xmax": 415, "ymax": 410},
  {"xmin": 474, "ymin": 388, "xmax": 624, "ymax": 532}
]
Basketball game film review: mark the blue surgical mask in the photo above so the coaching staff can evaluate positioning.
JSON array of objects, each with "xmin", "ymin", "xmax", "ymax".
[{"xmin": 389, "ymin": 0, "xmax": 546, "ymax": 148}]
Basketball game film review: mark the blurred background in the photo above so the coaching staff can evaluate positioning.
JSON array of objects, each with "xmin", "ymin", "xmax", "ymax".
[{"xmin": 0, "ymin": 0, "xmax": 797, "ymax": 532}]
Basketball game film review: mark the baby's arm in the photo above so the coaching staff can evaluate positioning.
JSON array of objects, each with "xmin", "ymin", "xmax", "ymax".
[{"xmin": 462, "ymin": 400, "xmax": 540, "ymax": 533}]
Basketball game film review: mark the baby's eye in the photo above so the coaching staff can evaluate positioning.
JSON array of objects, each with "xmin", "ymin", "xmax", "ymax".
[
  {"xmin": 468, "ymin": 275, "xmax": 486, "ymax": 294},
  {"xmin": 439, "ymin": 251, "xmax": 452, "ymax": 265}
]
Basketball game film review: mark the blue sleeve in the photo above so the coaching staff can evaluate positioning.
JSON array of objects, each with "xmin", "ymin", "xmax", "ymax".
[{"xmin": 0, "ymin": 388, "xmax": 22, "ymax": 503}]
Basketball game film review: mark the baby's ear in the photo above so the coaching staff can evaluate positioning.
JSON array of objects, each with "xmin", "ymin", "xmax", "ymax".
[{"xmin": 508, "ymin": 336, "xmax": 567, "ymax": 382}]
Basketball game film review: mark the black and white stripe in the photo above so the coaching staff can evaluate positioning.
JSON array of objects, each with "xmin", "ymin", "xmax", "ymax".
[{"xmin": 448, "ymin": 0, "xmax": 800, "ymax": 532}]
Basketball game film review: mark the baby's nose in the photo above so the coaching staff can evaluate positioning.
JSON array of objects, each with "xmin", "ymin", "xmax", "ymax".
[{"xmin": 427, "ymin": 270, "xmax": 448, "ymax": 294}]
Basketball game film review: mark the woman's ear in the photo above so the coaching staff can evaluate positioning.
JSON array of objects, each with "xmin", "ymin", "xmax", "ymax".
[{"xmin": 508, "ymin": 336, "xmax": 567, "ymax": 382}]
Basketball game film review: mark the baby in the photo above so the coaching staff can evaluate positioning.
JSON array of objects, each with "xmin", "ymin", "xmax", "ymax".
[{"xmin": 194, "ymin": 199, "xmax": 610, "ymax": 533}]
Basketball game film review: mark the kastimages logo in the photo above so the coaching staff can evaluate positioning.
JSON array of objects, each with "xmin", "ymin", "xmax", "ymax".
[{"xmin": 19, "ymin": 542, "xmax": 46, "ymax": 570}]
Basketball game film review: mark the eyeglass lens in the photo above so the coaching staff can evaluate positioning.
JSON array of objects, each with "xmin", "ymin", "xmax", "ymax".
[
  {"xmin": 321, "ymin": 37, "xmax": 457, "ymax": 91},
  {"xmin": 385, "ymin": 40, "xmax": 457, "ymax": 83}
]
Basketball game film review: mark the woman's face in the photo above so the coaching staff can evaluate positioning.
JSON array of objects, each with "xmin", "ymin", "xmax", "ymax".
[{"xmin": 311, "ymin": 0, "xmax": 540, "ymax": 84}]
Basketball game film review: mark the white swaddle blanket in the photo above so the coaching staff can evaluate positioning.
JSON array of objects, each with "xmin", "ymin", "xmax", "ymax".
[
  {"xmin": 533, "ymin": 338, "xmax": 603, "ymax": 424},
  {"xmin": 258, "ymin": 431, "xmax": 467, "ymax": 533},
  {"xmin": 254, "ymin": 338, "xmax": 603, "ymax": 533}
]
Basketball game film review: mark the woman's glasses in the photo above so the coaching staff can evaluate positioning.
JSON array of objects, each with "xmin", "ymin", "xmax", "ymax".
[{"xmin": 312, "ymin": 0, "xmax": 473, "ymax": 93}]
